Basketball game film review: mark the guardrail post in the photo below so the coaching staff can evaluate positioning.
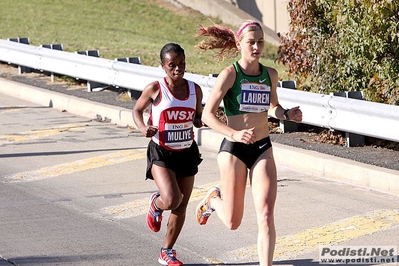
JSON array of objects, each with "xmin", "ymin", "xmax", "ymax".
[
  {"xmin": 128, "ymin": 57, "xmax": 141, "ymax": 64},
  {"xmin": 75, "ymin": 50, "xmax": 108, "ymax": 92},
  {"xmin": 278, "ymin": 80, "xmax": 299, "ymax": 133},
  {"xmin": 115, "ymin": 56, "xmax": 141, "ymax": 64},
  {"xmin": 7, "ymin": 37, "xmax": 31, "ymax": 74},
  {"xmin": 40, "ymin": 44, "xmax": 64, "ymax": 82},
  {"xmin": 332, "ymin": 91, "xmax": 365, "ymax": 147},
  {"xmin": 115, "ymin": 57, "xmax": 141, "ymax": 98}
]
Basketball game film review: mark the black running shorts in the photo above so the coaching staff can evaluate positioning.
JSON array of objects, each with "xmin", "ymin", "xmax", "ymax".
[{"xmin": 146, "ymin": 140, "xmax": 202, "ymax": 180}]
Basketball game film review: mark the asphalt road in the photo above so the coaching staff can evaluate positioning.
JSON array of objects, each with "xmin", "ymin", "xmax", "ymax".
[{"xmin": 1, "ymin": 83, "xmax": 399, "ymax": 265}]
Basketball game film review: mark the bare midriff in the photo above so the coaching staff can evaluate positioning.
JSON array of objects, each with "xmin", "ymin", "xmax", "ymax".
[{"xmin": 226, "ymin": 111, "xmax": 269, "ymax": 142}]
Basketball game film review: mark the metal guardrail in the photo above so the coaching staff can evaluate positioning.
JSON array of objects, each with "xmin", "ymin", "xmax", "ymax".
[
  {"xmin": 0, "ymin": 39, "xmax": 398, "ymax": 142},
  {"xmin": 277, "ymin": 89, "xmax": 399, "ymax": 142},
  {"xmin": 0, "ymin": 39, "xmax": 216, "ymax": 102}
]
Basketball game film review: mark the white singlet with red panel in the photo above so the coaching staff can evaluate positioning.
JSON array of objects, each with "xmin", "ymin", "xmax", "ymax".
[{"xmin": 150, "ymin": 78, "xmax": 196, "ymax": 151}]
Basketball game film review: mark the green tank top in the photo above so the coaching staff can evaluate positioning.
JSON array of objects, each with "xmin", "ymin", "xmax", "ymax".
[{"xmin": 223, "ymin": 61, "xmax": 272, "ymax": 116}]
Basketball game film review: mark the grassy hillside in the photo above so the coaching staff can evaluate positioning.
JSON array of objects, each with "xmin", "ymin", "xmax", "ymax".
[{"xmin": 0, "ymin": 0, "xmax": 288, "ymax": 78}]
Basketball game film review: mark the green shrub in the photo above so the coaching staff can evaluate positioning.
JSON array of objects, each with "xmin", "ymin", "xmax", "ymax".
[{"xmin": 278, "ymin": 0, "xmax": 399, "ymax": 104}]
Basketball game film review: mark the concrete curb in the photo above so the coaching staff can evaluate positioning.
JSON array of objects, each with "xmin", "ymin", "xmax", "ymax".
[{"xmin": 1, "ymin": 78, "xmax": 398, "ymax": 197}]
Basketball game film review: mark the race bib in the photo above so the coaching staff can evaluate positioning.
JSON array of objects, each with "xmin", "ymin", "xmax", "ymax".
[
  {"xmin": 239, "ymin": 83, "xmax": 271, "ymax": 112},
  {"xmin": 164, "ymin": 121, "xmax": 194, "ymax": 149}
]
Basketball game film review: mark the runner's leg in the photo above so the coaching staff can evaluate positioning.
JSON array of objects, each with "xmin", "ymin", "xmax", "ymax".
[{"xmin": 250, "ymin": 147, "xmax": 277, "ymax": 266}]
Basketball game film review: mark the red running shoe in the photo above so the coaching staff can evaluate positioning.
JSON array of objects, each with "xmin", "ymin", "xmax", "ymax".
[
  {"xmin": 195, "ymin": 187, "xmax": 221, "ymax": 225},
  {"xmin": 147, "ymin": 192, "xmax": 163, "ymax": 232},
  {"xmin": 158, "ymin": 248, "xmax": 183, "ymax": 265}
]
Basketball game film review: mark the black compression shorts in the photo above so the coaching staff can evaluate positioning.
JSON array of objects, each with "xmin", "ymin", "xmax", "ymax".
[{"xmin": 219, "ymin": 136, "xmax": 272, "ymax": 169}]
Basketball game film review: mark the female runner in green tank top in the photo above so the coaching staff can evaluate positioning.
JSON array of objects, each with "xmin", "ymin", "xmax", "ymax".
[{"xmin": 195, "ymin": 20, "xmax": 302, "ymax": 266}]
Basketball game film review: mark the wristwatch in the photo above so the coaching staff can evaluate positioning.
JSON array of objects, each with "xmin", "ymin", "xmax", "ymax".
[{"xmin": 283, "ymin": 109, "xmax": 290, "ymax": 120}]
